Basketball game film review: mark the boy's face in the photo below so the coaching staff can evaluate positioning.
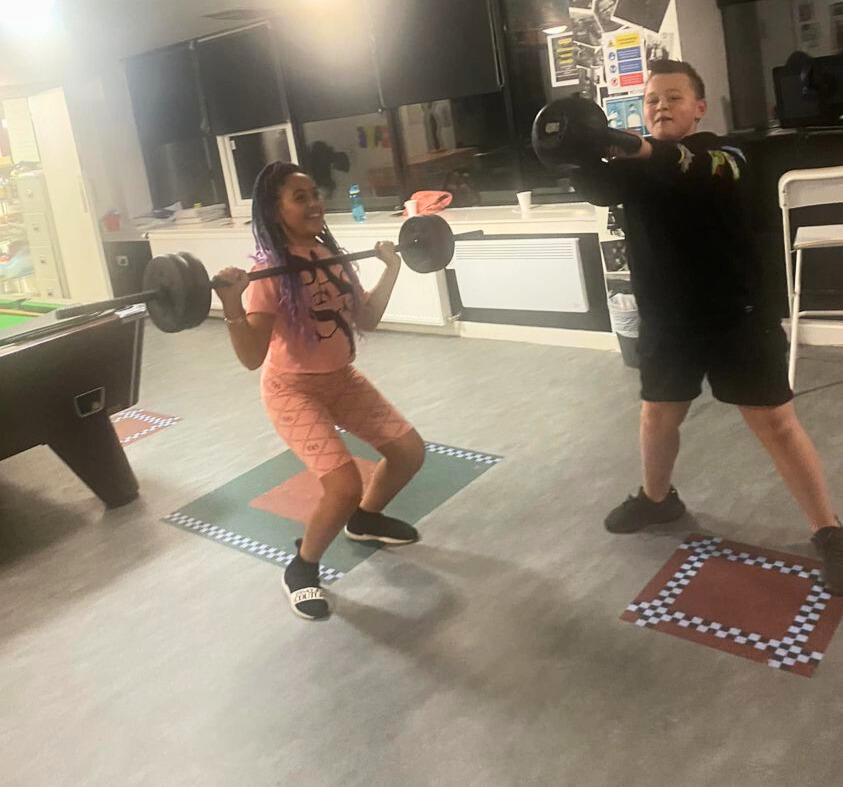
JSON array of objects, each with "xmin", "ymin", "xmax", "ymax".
[{"xmin": 644, "ymin": 73, "xmax": 707, "ymax": 141}]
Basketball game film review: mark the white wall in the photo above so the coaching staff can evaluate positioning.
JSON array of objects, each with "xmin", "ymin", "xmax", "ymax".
[
  {"xmin": 99, "ymin": 66, "xmax": 153, "ymax": 221},
  {"xmin": 27, "ymin": 88, "xmax": 112, "ymax": 302},
  {"xmin": 674, "ymin": 0, "xmax": 731, "ymax": 134},
  {"xmin": 63, "ymin": 64, "xmax": 152, "ymax": 227}
]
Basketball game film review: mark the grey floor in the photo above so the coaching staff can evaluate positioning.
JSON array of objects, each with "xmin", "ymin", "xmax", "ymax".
[{"xmin": 3, "ymin": 321, "xmax": 843, "ymax": 787}]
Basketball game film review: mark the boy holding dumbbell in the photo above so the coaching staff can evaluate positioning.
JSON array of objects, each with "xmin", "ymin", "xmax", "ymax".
[{"xmin": 571, "ymin": 59, "xmax": 843, "ymax": 591}]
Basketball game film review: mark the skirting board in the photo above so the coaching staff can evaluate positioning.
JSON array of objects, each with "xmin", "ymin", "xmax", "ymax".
[
  {"xmin": 456, "ymin": 321, "xmax": 619, "ymax": 350},
  {"xmin": 377, "ymin": 320, "xmax": 459, "ymax": 337},
  {"xmin": 783, "ymin": 319, "xmax": 843, "ymax": 346},
  {"xmin": 380, "ymin": 320, "xmax": 619, "ymax": 350}
]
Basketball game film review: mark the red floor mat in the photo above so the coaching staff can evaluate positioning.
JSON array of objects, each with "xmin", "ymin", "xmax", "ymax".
[
  {"xmin": 250, "ymin": 457, "xmax": 377, "ymax": 524},
  {"xmin": 622, "ymin": 534, "xmax": 843, "ymax": 677},
  {"xmin": 111, "ymin": 409, "xmax": 180, "ymax": 446}
]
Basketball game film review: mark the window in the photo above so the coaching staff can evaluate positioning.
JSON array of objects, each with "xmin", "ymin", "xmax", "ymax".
[
  {"xmin": 499, "ymin": 0, "xmax": 582, "ymax": 203},
  {"xmin": 395, "ymin": 92, "xmax": 519, "ymax": 207},
  {"xmin": 300, "ymin": 112, "xmax": 399, "ymax": 212},
  {"xmin": 217, "ymin": 123, "xmax": 298, "ymax": 217}
]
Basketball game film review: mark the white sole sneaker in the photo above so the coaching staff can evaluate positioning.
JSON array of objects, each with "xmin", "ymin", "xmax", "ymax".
[{"xmin": 343, "ymin": 525, "xmax": 417, "ymax": 545}]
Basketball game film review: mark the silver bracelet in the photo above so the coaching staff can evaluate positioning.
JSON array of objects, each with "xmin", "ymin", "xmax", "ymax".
[{"xmin": 224, "ymin": 313, "xmax": 248, "ymax": 326}]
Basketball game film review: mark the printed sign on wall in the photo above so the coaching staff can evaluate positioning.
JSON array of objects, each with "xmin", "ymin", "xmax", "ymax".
[
  {"xmin": 604, "ymin": 94, "xmax": 645, "ymax": 134},
  {"xmin": 794, "ymin": 0, "xmax": 823, "ymax": 52},
  {"xmin": 828, "ymin": 1, "xmax": 843, "ymax": 51},
  {"xmin": 547, "ymin": 32, "xmax": 579, "ymax": 87},
  {"xmin": 603, "ymin": 30, "xmax": 647, "ymax": 94}
]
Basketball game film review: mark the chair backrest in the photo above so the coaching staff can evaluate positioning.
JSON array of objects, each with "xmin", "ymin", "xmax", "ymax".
[{"xmin": 779, "ymin": 166, "xmax": 843, "ymax": 211}]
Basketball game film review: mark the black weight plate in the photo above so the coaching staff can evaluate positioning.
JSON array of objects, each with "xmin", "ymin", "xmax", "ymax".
[
  {"xmin": 178, "ymin": 251, "xmax": 212, "ymax": 329},
  {"xmin": 142, "ymin": 254, "xmax": 191, "ymax": 333},
  {"xmin": 170, "ymin": 254, "xmax": 204, "ymax": 330},
  {"xmin": 399, "ymin": 214, "xmax": 455, "ymax": 274},
  {"xmin": 531, "ymin": 95, "xmax": 608, "ymax": 169}
]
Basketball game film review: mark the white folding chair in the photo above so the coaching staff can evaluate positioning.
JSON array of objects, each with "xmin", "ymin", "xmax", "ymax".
[{"xmin": 778, "ymin": 166, "xmax": 843, "ymax": 388}]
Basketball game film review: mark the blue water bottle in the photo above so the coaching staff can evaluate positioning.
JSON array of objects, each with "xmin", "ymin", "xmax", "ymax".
[{"xmin": 349, "ymin": 184, "xmax": 366, "ymax": 222}]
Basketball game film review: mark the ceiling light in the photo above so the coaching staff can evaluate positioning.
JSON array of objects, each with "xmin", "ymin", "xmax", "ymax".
[
  {"xmin": 0, "ymin": 0, "xmax": 57, "ymax": 35},
  {"xmin": 543, "ymin": 25, "xmax": 568, "ymax": 35}
]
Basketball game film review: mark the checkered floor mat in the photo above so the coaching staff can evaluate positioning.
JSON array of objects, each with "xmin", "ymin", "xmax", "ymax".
[
  {"xmin": 622, "ymin": 534, "xmax": 843, "ymax": 677},
  {"xmin": 422, "ymin": 441, "xmax": 502, "ymax": 465},
  {"xmin": 162, "ymin": 432, "xmax": 502, "ymax": 581},
  {"xmin": 163, "ymin": 512, "xmax": 344, "ymax": 583},
  {"xmin": 112, "ymin": 409, "xmax": 180, "ymax": 446}
]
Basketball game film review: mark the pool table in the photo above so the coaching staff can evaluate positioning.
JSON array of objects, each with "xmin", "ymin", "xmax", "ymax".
[
  {"xmin": 0, "ymin": 297, "xmax": 67, "ymax": 331},
  {"xmin": 0, "ymin": 303, "xmax": 146, "ymax": 508}
]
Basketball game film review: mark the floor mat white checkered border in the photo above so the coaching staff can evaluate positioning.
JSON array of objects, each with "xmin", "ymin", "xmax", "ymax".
[
  {"xmin": 626, "ymin": 536, "xmax": 830, "ymax": 672},
  {"xmin": 334, "ymin": 428, "xmax": 503, "ymax": 466},
  {"xmin": 163, "ymin": 512, "xmax": 345, "ymax": 583},
  {"xmin": 422, "ymin": 441, "xmax": 502, "ymax": 465},
  {"xmin": 112, "ymin": 409, "xmax": 181, "ymax": 445}
]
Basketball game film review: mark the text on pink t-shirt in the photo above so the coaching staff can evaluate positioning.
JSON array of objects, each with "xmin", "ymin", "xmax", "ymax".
[{"xmin": 244, "ymin": 243, "xmax": 366, "ymax": 374}]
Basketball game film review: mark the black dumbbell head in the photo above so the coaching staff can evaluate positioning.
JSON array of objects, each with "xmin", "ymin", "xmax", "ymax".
[
  {"xmin": 532, "ymin": 95, "xmax": 611, "ymax": 170},
  {"xmin": 399, "ymin": 215, "xmax": 455, "ymax": 274},
  {"xmin": 178, "ymin": 252, "xmax": 213, "ymax": 329},
  {"xmin": 143, "ymin": 254, "xmax": 192, "ymax": 333}
]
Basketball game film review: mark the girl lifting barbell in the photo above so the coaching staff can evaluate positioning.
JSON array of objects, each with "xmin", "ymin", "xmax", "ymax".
[{"xmin": 215, "ymin": 162, "xmax": 426, "ymax": 621}]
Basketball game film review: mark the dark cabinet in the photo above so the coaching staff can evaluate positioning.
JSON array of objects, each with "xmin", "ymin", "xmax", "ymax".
[
  {"xmin": 127, "ymin": 43, "xmax": 207, "ymax": 146},
  {"xmin": 103, "ymin": 240, "xmax": 152, "ymax": 298},
  {"xmin": 370, "ymin": 0, "xmax": 502, "ymax": 108},
  {"xmin": 197, "ymin": 24, "xmax": 288, "ymax": 135},
  {"xmin": 276, "ymin": 1, "xmax": 380, "ymax": 122}
]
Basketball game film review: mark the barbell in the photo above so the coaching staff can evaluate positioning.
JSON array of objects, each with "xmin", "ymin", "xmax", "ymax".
[
  {"xmin": 532, "ymin": 94, "xmax": 643, "ymax": 170},
  {"xmin": 55, "ymin": 215, "xmax": 483, "ymax": 334}
]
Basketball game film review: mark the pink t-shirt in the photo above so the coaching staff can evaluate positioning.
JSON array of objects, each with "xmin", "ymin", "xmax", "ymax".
[{"xmin": 244, "ymin": 243, "xmax": 366, "ymax": 374}]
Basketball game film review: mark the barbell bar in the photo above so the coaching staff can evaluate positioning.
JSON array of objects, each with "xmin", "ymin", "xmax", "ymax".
[{"xmin": 55, "ymin": 214, "xmax": 484, "ymax": 334}]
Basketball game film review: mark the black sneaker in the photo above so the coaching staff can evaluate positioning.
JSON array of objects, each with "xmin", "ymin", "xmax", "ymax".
[
  {"xmin": 605, "ymin": 487, "xmax": 686, "ymax": 534},
  {"xmin": 344, "ymin": 508, "xmax": 419, "ymax": 545},
  {"xmin": 812, "ymin": 523, "xmax": 843, "ymax": 596},
  {"xmin": 283, "ymin": 540, "xmax": 330, "ymax": 620}
]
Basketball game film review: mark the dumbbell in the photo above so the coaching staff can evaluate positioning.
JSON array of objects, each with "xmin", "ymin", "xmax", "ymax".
[
  {"xmin": 532, "ymin": 94, "xmax": 643, "ymax": 170},
  {"xmin": 55, "ymin": 215, "xmax": 483, "ymax": 334}
]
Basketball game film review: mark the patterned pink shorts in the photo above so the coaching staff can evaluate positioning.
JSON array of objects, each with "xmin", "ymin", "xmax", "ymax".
[{"xmin": 261, "ymin": 365, "xmax": 414, "ymax": 478}]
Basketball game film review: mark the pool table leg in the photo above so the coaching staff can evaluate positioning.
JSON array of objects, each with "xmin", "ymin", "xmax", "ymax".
[{"xmin": 48, "ymin": 412, "xmax": 140, "ymax": 508}]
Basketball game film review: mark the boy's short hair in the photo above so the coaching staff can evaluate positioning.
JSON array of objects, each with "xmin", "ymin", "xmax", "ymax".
[{"xmin": 647, "ymin": 59, "xmax": 706, "ymax": 99}]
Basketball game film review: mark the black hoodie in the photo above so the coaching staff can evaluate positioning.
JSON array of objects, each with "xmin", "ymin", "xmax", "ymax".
[{"xmin": 571, "ymin": 133, "xmax": 771, "ymax": 336}]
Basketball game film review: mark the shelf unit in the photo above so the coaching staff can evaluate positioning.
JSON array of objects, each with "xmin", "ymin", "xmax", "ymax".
[{"xmin": 0, "ymin": 163, "xmax": 33, "ymax": 295}]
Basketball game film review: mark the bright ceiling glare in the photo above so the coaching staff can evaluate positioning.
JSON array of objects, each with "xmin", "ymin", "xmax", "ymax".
[{"xmin": 0, "ymin": 0, "xmax": 58, "ymax": 35}]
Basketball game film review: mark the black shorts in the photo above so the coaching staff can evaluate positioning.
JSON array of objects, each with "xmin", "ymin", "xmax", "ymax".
[{"xmin": 638, "ymin": 319, "xmax": 793, "ymax": 407}]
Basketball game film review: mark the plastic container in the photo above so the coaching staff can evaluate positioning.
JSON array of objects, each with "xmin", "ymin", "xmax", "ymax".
[
  {"xmin": 349, "ymin": 184, "xmax": 366, "ymax": 222},
  {"xmin": 608, "ymin": 292, "xmax": 640, "ymax": 369}
]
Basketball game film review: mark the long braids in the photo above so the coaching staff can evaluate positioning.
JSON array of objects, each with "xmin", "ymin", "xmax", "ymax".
[{"xmin": 250, "ymin": 162, "xmax": 363, "ymax": 343}]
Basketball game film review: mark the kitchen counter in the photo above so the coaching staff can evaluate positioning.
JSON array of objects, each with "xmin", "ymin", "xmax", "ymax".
[
  {"xmin": 143, "ymin": 203, "xmax": 599, "ymax": 239},
  {"xmin": 144, "ymin": 201, "xmax": 614, "ymax": 350}
]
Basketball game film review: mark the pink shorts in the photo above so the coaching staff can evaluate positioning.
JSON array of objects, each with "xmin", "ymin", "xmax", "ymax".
[{"xmin": 261, "ymin": 365, "xmax": 414, "ymax": 478}]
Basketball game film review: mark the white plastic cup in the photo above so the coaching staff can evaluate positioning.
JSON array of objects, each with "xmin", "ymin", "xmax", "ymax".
[
  {"xmin": 405, "ymin": 199, "xmax": 419, "ymax": 217},
  {"xmin": 516, "ymin": 191, "xmax": 532, "ymax": 213}
]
